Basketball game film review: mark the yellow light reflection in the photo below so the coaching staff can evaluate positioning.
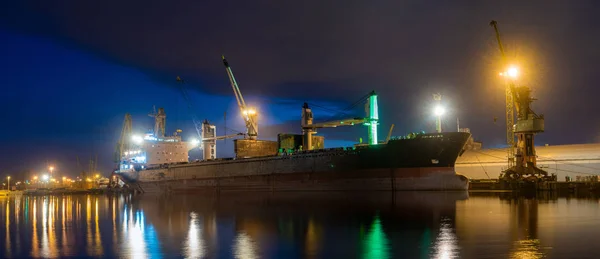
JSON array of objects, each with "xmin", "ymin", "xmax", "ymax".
[
  {"xmin": 62, "ymin": 197, "xmax": 68, "ymax": 256},
  {"xmin": 93, "ymin": 198, "xmax": 103, "ymax": 256},
  {"xmin": 233, "ymin": 231, "xmax": 258, "ymax": 259},
  {"xmin": 15, "ymin": 198, "xmax": 21, "ymax": 253},
  {"xmin": 40, "ymin": 197, "xmax": 58, "ymax": 258},
  {"xmin": 6, "ymin": 200, "xmax": 11, "ymax": 257},
  {"xmin": 86, "ymin": 196, "xmax": 92, "ymax": 256},
  {"xmin": 184, "ymin": 212, "xmax": 205, "ymax": 258},
  {"xmin": 32, "ymin": 198, "xmax": 39, "ymax": 257},
  {"xmin": 48, "ymin": 197, "xmax": 57, "ymax": 258},
  {"xmin": 112, "ymin": 198, "xmax": 117, "ymax": 250},
  {"xmin": 42, "ymin": 198, "xmax": 48, "ymax": 257},
  {"xmin": 305, "ymin": 218, "xmax": 321, "ymax": 258},
  {"xmin": 510, "ymin": 239, "xmax": 544, "ymax": 259}
]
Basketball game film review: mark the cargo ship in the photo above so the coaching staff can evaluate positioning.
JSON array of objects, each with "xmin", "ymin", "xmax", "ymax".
[
  {"xmin": 114, "ymin": 106, "xmax": 471, "ymax": 193},
  {"xmin": 113, "ymin": 57, "xmax": 471, "ymax": 193}
]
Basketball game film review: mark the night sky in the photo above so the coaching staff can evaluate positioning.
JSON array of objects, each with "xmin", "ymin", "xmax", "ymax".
[{"xmin": 1, "ymin": 1, "xmax": 599, "ymax": 178}]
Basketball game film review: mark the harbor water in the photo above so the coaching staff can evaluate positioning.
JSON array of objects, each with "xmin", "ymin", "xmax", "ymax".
[{"xmin": 1, "ymin": 191, "xmax": 599, "ymax": 258}]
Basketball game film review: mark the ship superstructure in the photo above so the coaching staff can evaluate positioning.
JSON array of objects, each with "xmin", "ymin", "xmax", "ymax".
[{"xmin": 118, "ymin": 107, "xmax": 196, "ymax": 174}]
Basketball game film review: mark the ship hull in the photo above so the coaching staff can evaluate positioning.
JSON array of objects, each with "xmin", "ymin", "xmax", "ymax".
[
  {"xmin": 117, "ymin": 132, "xmax": 471, "ymax": 193},
  {"xmin": 133, "ymin": 167, "xmax": 468, "ymax": 193}
]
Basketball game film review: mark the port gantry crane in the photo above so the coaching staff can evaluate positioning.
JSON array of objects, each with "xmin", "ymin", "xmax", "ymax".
[
  {"xmin": 222, "ymin": 55, "xmax": 259, "ymax": 140},
  {"xmin": 489, "ymin": 20, "xmax": 553, "ymax": 182},
  {"xmin": 301, "ymin": 91, "xmax": 379, "ymax": 150},
  {"xmin": 114, "ymin": 113, "xmax": 133, "ymax": 164}
]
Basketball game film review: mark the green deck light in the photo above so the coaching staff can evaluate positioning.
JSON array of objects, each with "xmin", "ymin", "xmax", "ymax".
[{"xmin": 367, "ymin": 91, "xmax": 379, "ymax": 145}]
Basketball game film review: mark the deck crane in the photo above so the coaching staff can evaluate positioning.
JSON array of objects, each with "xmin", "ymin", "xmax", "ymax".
[
  {"xmin": 489, "ymin": 20, "xmax": 516, "ymax": 169},
  {"xmin": 176, "ymin": 76, "xmax": 245, "ymax": 159},
  {"xmin": 222, "ymin": 55, "xmax": 259, "ymax": 140},
  {"xmin": 301, "ymin": 91, "xmax": 379, "ymax": 150},
  {"xmin": 199, "ymin": 119, "xmax": 245, "ymax": 160}
]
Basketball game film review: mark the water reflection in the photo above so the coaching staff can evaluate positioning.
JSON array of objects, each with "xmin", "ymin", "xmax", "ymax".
[
  {"xmin": 1, "ymin": 192, "xmax": 600, "ymax": 258},
  {"xmin": 233, "ymin": 231, "xmax": 259, "ymax": 259},
  {"xmin": 305, "ymin": 218, "xmax": 321, "ymax": 258},
  {"xmin": 184, "ymin": 212, "xmax": 205, "ymax": 258},
  {"xmin": 507, "ymin": 196, "xmax": 544, "ymax": 259},
  {"xmin": 431, "ymin": 217, "xmax": 458, "ymax": 259},
  {"xmin": 5, "ymin": 200, "xmax": 10, "ymax": 257},
  {"xmin": 362, "ymin": 215, "xmax": 389, "ymax": 259}
]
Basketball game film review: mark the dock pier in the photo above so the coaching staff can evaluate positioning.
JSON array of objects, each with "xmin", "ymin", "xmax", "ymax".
[{"xmin": 469, "ymin": 179, "xmax": 600, "ymax": 194}]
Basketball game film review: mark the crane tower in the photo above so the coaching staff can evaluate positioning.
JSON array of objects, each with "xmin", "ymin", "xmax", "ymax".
[
  {"xmin": 489, "ymin": 20, "xmax": 554, "ymax": 182},
  {"xmin": 489, "ymin": 20, "xmax": 516, "ymax": 168}
]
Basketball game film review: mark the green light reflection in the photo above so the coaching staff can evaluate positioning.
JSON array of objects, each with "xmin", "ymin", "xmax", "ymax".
[{"xmin": 362, "ymin": 215, "xmax": 390, "ymax": 259}]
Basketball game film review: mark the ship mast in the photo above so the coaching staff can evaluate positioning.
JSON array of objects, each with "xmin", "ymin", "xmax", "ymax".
[{"xmin": 149, "ymin": 106, "xmax": 166, "ymax": 138}]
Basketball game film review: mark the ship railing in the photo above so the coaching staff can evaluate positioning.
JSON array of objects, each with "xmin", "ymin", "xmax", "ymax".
[{"xmin": 278, "ymin": 146, "xmax": 356, "ymax": 158}]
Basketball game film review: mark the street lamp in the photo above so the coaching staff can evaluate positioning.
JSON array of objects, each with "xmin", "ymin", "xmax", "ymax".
[
  {"xmin": 434, "ymin": 105, "xmax": 445, "ymax": 133},
  {"xmin": 433, "ymin": 93, "xmax": 444, "ymax": 133},
  {"xmin": 499, "ymin": 65, "xmax": 519, "ymax": 79},
  {"xmin": 7, "ymin": 176, "xmax": 10, "ymax": 190},
  {"xmin": 131, "ymin": 135, "xmax": 143, "ymax": 144},
  {"xmin": 434, "ymin": 105, "xmax": 445, "ymax": 116},
  {"xmin": 506, "ymin": 66, "xmax": 519, "ymax": 79},
  {"xmin": 49, "ymin": 166, "xmax": 55, "ymax": 178}
]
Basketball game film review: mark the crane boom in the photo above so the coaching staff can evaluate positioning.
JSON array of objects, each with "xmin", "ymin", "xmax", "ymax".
[
  {"xmin": 222, "ymin": 55, "xmax": 258, "ymax": 140},
  {"xmin": 202, "ymin": 133, "xmax": 245, "ymax": 141},
  {"xmin": 489, "ymin": 20, "xmax": 515, "ymax": 168},
  {"xmin": 302, "ymin": 117, "xmax": 366, "ymax": 129}
]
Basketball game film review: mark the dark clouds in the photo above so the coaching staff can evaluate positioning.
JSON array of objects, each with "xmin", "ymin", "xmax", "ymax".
[{"xmin": 1, "ymin": 0, "xmax": 600, "ymax": 174}]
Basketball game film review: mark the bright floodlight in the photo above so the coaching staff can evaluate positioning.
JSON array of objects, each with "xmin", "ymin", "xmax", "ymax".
[
  {"xmin": 507, "ymin": 66, "xmax": 519, "ymax": 78},
  {"xmin": 191, "ymin": 138, "xmax": 200, "ymax": 145},
  {"xmin": 434, "ymin": 105, "xmax": 445, "ymax": 116},
  {"xmin": 248, "ymin": 109, "xmax": 256, "ymax": 115},
  {"xmin": 131, "ymin": 135, "xmax": 143, "ymax": 144},
  {"xmin": 42, "ymin": 174, "xmax": 49, "ymax": 181}
]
